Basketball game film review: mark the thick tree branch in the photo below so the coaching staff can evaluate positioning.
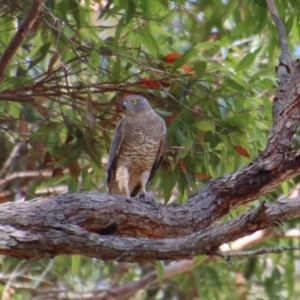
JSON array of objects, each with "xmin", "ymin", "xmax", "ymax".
[
  {"xmin": 0, "ymin": 196, "xmax": 299, "ymax": 262},
  {"xmin": 42, "ymin": 228, "xmax": 295, "ymax": 300},
  {"xmin": 265, "ymin": 61, "xmax": 300, "ymax": 154},
  {"xmin": 0, "ymin": 0, "xmax": 44, "ymax": 83},
  {"xmin": 0, "ymin": 150, "xmax": 300, "ymax": 240},
  {"xmin": 265, "ymin": 0, "xmax": 295, "ymax": 156},
  {"xmin": 266, "ymin": 0, "xmax": 292, "ymax": 79},
  {"xmin": 0, "ymin": 146, "xmax": 299, "ymax": 239}
]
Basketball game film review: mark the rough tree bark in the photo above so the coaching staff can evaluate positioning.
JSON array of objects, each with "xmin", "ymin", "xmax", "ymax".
[{"xmin": 0, "ymin": 0, "xmax": 300, "ymax": 263}]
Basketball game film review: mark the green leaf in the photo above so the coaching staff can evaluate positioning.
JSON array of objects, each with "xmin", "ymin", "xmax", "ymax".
[
  {"xmin": 196, "ymin": 121, "xmax": 215, "ymax": 133},
  {"xmin": 235, "ymin": 47, "xmax": 262, "ymax": 72},
  {"xmin": 68, "ymin": 0, "xmax": 80, "ymax": 27},
  {"xmin": 88, "ymin": 51, "xmax": 100, "ymax": 71},
  {"xmin": 129, "ymin": 33, "xmax": 141, "ymax": 58},
  {"xmin": 224, "ymin": 78, "xmax": 245, "ymax": 92},
  {"xmin": 55, "ymin": 0, "xmax": 69, "ymax": 22},
  {"xmin": 227, "ymin": 114, "xmax": 249, "ymax": 128},
  {"xmin": 111, "ymin": 59, "xmax": 121, "ymax": 81},
  {"xmin": 285, "ymin": 15, "xmax": 294, "ymax": 36},
  {"xmin": 193, "ymin": 61, "xmax": 207, "ymax": 78},
  {"xmin": 16, "ymin": 66, "xmax": 27, "ymax": 77},
  {"xmin": 155, "ymin": 109, "xmax": 173, "ymax": 116},
  {"xmin": 45, "ymin": 0, "xmax": 55, "ymax": 10},
  {"xmin": 231, "ymin": 16, "xmax": 256, "ymax": 36},
  {"xmin": 197, "ymin": 41, "xmax": 216, "ymax": 50},
  {"xmin": 172, "ymin": 47, "xmax": 197, "ymax": 70},
  {"xmin": 28, "ymin": 42, "xmax": 51, "ymax": 70},
  {"xmin": 71, "ymin": 255, "xmax": 81, "ymax": 277},
  {"xmin": 194, "ymin": 255, "xmax": 206, "ymax": 265},
  {"xmin": 68, "ymin": 177, "xmax": 79, "ymax": 192},
  {"xmin": 126, "ymin": 1, "xmax": 136, "ymax": 23},
  {"xmin": 20, "ymin": 104, "xmax": 38, "ymax": 122},
  {"xmin": 25, "ymin": 180, "xmax": 38, "ymax": 200},
  {"xmin": 222, "ymin": 0, "xmax": 238, "ymax": 23},
  {"xmin": 161, "ymin": 170, "xmax": 176, "ymax": 203},
  {"xmin": 29, "ymin": 123, "xmax": 61, "ymax": 142},
  {"xmin": 281, "ymin": 181, "xmax": 289, "ymax": 197},
  {"xmin": 138, "ymin": 30, "xmax": 159, "ymax": 56},
  {"xmin": 151, "ymin": 25, "xmax": 173, "ymax": 36},
  {"xmin": 156, "ymin": 261, "xmax": 165, "ymax": 284},
  {"xmin": 181, "ymin": 47, "xmax": 198, "ymax": 61},
  {"xmin": 175, "ymin": 128, "xmax": 186, "ymax": 144},
  {"xmin": 217, "ymin": 97, "xmax": 228, "ymax": 119}
]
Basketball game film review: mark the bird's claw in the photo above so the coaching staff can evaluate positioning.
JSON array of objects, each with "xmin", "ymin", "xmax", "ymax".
[{"xmin": 139, "ymin": 191, "xmax": 155, "ymax": 203}]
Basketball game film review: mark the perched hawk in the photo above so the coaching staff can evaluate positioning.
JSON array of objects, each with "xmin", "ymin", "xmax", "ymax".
[{"xmin": 107, "ymin": 95, "xmax": 167, "ymax": 198}]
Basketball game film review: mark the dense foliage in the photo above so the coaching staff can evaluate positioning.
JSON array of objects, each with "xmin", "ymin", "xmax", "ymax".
[{"xmin": 0, "ymin": 0, "xmax": 300, "ymax": 299}]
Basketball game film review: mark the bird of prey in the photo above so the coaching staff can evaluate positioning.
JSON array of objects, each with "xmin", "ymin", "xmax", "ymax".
[{"xmin": 107, "ymin": 95, "xmax": 167, "ymax": 198}]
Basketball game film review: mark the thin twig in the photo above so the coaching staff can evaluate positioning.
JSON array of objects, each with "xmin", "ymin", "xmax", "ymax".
[
  {"xmin": 0, "ymin": 171, "xmax": 52, "ymax": 189},
  {"xmin": 215, "ymin": 246, "xmax": 300, "ymax": 259},
  {"xmin": 0, "ymin": 144, "xmax": 26, "ymax": 178},
  {"xmin": 0, "ymin": 0, "xmax": 45, "ymax": 83},
  {"xmin": 85, "ymin": 229, "xmax": 300, "ymax": 300},
  {"xmin": 0, "ymin": 94, "xmax": 35, "ymax": 103},
  {"xmin": 93, "ymin": 260, "xmax": 196, "ymax": 300}
]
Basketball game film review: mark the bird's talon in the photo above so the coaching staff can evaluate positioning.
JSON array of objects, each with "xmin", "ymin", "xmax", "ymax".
[{"xmin": 139, "ymin": 191, "xmax": 155, "ymax": 203}]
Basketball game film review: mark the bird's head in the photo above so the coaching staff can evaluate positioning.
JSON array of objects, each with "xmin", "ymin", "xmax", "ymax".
[{"xmin": 122, "ymin": 95, "xmax": 153, "ymax": 117}]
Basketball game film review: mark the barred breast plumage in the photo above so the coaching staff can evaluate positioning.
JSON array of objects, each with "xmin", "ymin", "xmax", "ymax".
[{"xmin": 107, "ymin": 95, "xmax": 166, "ymax": 198}]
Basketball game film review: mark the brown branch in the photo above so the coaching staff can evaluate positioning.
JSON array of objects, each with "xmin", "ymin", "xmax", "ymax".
[
  {"xmin": 1, "ymin": 150, "xmax": 300, "ymax": 240},
  {"xmin": 0, "ymin": 94, "xmax": 35, "ymax": 103},
  {"xmin": 0, "ymin": 142, "xmax": 298, "ymax": 238},
  {"xmin": 266, "ymin": 0, "xmax": 292, "ymax": 78},
  {"xmin": 264, "ymin": 0, "xmax": 297, "ymax": 156},
  {"xmin": 216, "ymin": 246, "xmax": 300, "ymax": 259},
  {"xmin": 264, "ymin": 59, "xmax": 300, "ymax": 154},
  {"xmin": 96, "ymin": 260, "xmax": 195, "ymax": 300},
  {"xmin": 0, "ymin": 0, "xmax": 44, "ymax": 83},
  {"xmin": 45, "ymin": 228, "xmax": 297, "ymax": 300},
  {"xmin": 0, "ymin": 144, "xmax": 26, "ymax": 178},
  {"xmin": 0, "ymin": 195, "xmax": 299, "ymax": 262}
]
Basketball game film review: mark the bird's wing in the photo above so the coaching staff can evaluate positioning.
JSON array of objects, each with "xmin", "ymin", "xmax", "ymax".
[
  {"xmin": 148, "ymin": 134, "xmax": 166, "ymax": 183},
  {"xmin": 106, "ymin": 118, "xmax": 125, "ymax": 187}
]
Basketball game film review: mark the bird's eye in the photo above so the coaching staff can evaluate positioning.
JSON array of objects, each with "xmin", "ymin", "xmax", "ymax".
[{"xmin": 131, "ymin": 99, "xmax": 137, "ymax": 105}]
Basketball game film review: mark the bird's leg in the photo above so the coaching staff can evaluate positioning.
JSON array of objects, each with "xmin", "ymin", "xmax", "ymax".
[
  {"xmin": 125, "ymin": 185, "xmax": 131, "ymax": 199},
  {"xmin": 140, "ymin": 171, "xmax": 150, "ymax": 194},
  {"xmin": 139, "ymin": 171, "xmax": 153, "ymax": 202},
  {"xmin": 117, "ymin": 166, "xmax": 131, "ymax": 198}
]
